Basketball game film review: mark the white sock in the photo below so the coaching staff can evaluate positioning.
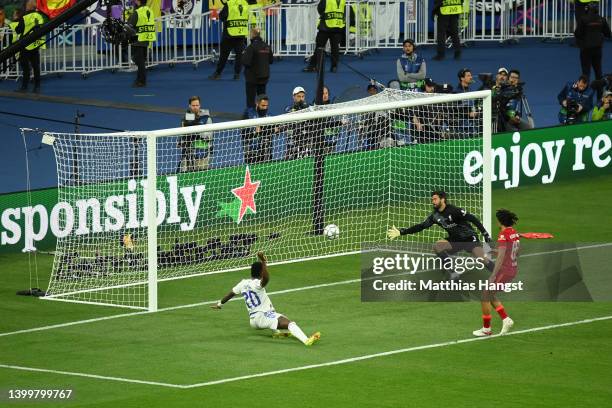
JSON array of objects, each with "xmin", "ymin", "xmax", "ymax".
[{"xmin": 288, "ymin": 322, "xmax": 308, "ymax": 344}]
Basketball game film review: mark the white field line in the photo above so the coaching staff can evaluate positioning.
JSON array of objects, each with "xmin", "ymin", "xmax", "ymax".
[
  {"xmin": 0, "ymin": 363, "xmax": 183, "ymax": 388},
  {"xmin": 0, "ymin": 275, "xmax": 372, "ymax": 337},
  {"xmin": 184, "ymin": 315, "xmax": 612, "ymax": 388},
  {"xmin": 1, "ymin": 315, "xmax": 611, "ymax": 389},
  {"xmin": 2, "ymin": 242, "xmax": 610, "ymax": 338}
]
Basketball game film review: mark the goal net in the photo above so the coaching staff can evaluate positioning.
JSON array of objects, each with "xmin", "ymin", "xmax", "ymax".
[{"xmin": 42, "ymin": 88, "xmax": 491, "ymax": 310}]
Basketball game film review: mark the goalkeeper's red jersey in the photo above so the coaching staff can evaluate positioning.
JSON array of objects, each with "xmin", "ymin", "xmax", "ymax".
[{"xmin": 497, "ymin": 227, "xmax": 520, "ymax": 276}]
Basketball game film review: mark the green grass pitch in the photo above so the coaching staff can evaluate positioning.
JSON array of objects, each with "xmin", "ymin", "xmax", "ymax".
[{"xmin": 1, "ymin": 174, "xmax": 611, "ymax": 407}]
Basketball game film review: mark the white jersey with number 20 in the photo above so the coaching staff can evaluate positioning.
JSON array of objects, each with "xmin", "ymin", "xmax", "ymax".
[{"xmin": 232, "ymin": 279, "xmax": 274, "ymax": 316}]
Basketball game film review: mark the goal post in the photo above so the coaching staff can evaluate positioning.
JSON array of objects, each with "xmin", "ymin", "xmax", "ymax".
[
  {"xmin": 146, "ymin": 134, "xmax": 158, "ymax": 312},
  {"xmin": 41, "ymin": 89, "xmax": 492, "ymax": 311}
]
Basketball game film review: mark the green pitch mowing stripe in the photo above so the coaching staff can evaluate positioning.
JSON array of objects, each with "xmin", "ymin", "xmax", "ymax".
[
  {"xmin": 183, "ymin": 314, "xmax": 612, "ymax": 388},
  {"xmin": 4, "ymin": 241, "xmax": 612, "ymax": 338},
  {"xmin": 2, "ymin": 315, "xmax": 611, "ymax": 389}
]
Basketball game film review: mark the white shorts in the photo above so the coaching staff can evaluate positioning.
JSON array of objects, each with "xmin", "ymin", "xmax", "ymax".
[{"xmin": 249, "ymin": 310, "xmax": 284, "ymax": 330}]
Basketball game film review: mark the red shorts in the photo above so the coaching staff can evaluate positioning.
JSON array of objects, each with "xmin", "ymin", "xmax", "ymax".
[{"xmin": 492, "ymin": 268, "xmax": 517, "ymax": 284}]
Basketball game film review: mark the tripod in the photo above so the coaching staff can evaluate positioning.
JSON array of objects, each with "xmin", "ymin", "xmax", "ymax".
[{"xmin": 521, "ymin": 94, "xmax": 535, "ymax": 128}]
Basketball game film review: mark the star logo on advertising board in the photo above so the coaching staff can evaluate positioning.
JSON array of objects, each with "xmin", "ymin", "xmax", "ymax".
[{"xmin": 216, "ymin": 166, "xmax": 261, "ymax": 224}]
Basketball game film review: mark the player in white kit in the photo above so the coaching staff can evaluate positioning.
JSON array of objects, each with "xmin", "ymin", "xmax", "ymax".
[{"xmin": 211, "ymin": 252, "xmax": 321, "ymax": 346}]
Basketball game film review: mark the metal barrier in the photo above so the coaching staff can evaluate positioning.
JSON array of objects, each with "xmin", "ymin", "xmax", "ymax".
[
  {"xmin": 0, "ymin": 27, "xmax": 20, "ymax": 80},
  {"xmin": 270, "ymin": 3, "xmax": 316, "ymax": 57},
  {"xmin": 152, "ymin": 11, "xmax": 218, "ymax": 68},
  {"xmin": 1, "ymin": 0, "xmax": 610, "ymax": 79},
  {"xmin": 453, "ymin": 0, "xmax": 611, "ymax": 45}
]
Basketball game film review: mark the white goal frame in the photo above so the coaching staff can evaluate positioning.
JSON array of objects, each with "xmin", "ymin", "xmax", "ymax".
[{"xmin": 42, "ymin": 90, "xmax": 492, "ymax": 312}]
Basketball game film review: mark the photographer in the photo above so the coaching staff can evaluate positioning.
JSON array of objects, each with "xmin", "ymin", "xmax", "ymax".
[
  {"xmin": 411, "ymin": 78, "xmax": 445, "ymax": 143},
  {"xmin": 557, "ymin": 75, "xmax": 594, "ymax": 125},
  {"xmin": 455, "ymin": 68, "xmax": 479, "ymax": 133},
  {"xmin": 242, "ymin": 94, "xmax": 277, "ymax": 163},
  {"xmin": 592, "ymin": 91, "xmax": 612, "ymax": 121},
  {"xmin": 499, "ymin": 69, "xmax": 534, "ymax": 131},
  {"xmin": 494, "ymin": 67, "xmax": 508, "ymax": 88},
  {"xmin": 284, "ymin": 86, "xmax": 312, "ymax": 159},
  {"xmin": 314, "ymin": 86, "xmax": 345, "ymax": 154},
  {"xmin": 178, "ymin": 96, "xmax": 213, "ymax": 172},
  {"xmin": 285, "ymin": 86, "xmax": 309, "ymax": 113}
]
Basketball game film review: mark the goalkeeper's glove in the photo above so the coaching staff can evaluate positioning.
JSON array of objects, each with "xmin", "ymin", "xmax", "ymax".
[{"xmin": 387, "ymin": 225, "xmax": 401, "ymax": 240}]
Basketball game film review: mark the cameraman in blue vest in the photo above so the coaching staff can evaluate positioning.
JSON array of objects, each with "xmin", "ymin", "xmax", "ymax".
[
  {"xmin": 396, "ymin": 39, "xmax": 426, "ymax": 90},
  {"xmin": 557, "ymin": 75, "xmax": 594, "ymax": 124}
]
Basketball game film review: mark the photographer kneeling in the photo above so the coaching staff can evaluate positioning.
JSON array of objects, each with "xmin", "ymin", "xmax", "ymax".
[
  {"xmin": 557, "ymin": 75, "xmax": 594, "ymax": 125},
  {"xmin": 592, "ymin": 90, "xmax": 612, "ymax": 121}
]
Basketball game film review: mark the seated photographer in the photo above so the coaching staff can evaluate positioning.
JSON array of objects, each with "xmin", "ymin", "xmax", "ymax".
[
  {"xmin": 499, "ymin": 69, "xmax": 534, "ymax": 131},
  {"xmin": 285, "ymin": 86, "xmax": 309, "ymax": 113},
  {"xmin": 242, "ymin": 94, "xmax": 278, "ymax": 164},
  {"xmin": 396, "ymin": 39, "xmax": 426, "ymax": 90},
  {"xmin": 284, "ymin": 86, "xmax": 313, "ymax": 159},
  {"xmin": 178, "ymin": 96, "xmax": 213, "ymax": 172},
  {"xmin": 591, "ymin": 90, "xmax": 612, "ymax": 121},
  {"xmin": 557, "ymin": 75, "xmax": 594, "ymax": 124},
  {"xmin": 314, "ymin": 86, "xmax": 345, "ymax": 154},
  {"xmin": 411, "ymin": 78, "xmax": 444, "ymax": 143},
  {"xmin": 454, "ymin": 68, "xmax": 479, "ymax": 133},
  {"xmin": 493, "ymin": 67, "xmax": 509, "ymax": 91},
  {"xmin": 358, "ymin": 84, "xmax": 389, "ymax": 150},
  {"xmin": 456, "ymin": 67, "xmax": 473, "ymax": 93}
]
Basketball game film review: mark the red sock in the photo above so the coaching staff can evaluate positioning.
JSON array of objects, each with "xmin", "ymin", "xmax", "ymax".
[
  {"xmin": 482, "ymin": 315, "xmax": 492, "ymax": 329},
  {"xmin": 496, "ymin": 305, "xmax": 508, "ymax": 320}
]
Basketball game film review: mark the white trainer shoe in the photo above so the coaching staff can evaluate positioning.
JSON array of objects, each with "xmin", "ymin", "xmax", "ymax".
[
  {"xmin": 472, "ymin": 327, "xmax": 492, "ymax": 337},
  {"xmin": 500, "ymin": 317, "xmax": 514, "ymax": 335}
]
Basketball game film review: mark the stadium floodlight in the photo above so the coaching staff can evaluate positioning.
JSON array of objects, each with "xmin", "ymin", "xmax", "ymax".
[{"xmin": 40, "ymin": 89, "xmax": 491, "ymax": 311}]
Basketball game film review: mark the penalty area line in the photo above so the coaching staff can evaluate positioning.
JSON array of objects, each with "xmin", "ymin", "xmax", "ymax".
[{"xmin": 183, "ymin": 314, "xmax": 612, "ymax": 388}]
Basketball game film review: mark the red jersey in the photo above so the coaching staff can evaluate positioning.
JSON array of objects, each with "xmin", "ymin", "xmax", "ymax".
[{"xmin": 497, "ymin": 227, "xmax": 520, "ymax": 276}]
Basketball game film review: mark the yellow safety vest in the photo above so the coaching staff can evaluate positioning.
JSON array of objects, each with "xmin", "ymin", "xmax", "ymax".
[
  {"xmin": 324, "ymin": 0, "xmax": 345, "ymax": 29},
  {"xmin": 23, "ymin": 12, "xmax": 46, "ymax": 50},
  {"xmin": 136, "ymin": 6, "xmax": 156, "ymax": 42},
  {"xmin": 349, "ymin": 3, "xmax": 371, "ymax": 35},
  {"xmin": 440, "ymin": 0, "xmax": 463, "ymax": 15},
  {"xmin": 226, "ymin": 0, "xmax": 249, "ymax": 37},
  {"xmin": 9, "ymin": 21, "xmax": 20, "ymax": 43},
  {"xmin": 249, "ymin": 2, "xmax": 266, "ymax": 37}
]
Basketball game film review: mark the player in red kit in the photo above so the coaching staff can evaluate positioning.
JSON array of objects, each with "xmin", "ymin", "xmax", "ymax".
[{"xmin": 473, "ymin": 209, "xmax": 519, "ymax": 336}]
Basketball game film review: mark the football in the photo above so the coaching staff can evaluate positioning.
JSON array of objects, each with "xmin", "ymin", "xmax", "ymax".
[{"xmin": 323, "ymin": 224, "xmax": 340, "ymax": 240}]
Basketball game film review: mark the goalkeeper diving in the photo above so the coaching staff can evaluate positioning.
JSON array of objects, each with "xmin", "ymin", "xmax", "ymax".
[
  {"xmin": 211, "ymin": 252, "xmax": 321, "ymax": 346},
  {"xmin": 387, "ymin": 190, "xmax": 495, "ymax": 277}
]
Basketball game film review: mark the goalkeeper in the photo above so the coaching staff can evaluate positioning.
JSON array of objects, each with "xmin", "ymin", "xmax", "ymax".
[{"xmin": 387, "ymin": 190, "xmax": 495, "ymax": 275}]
